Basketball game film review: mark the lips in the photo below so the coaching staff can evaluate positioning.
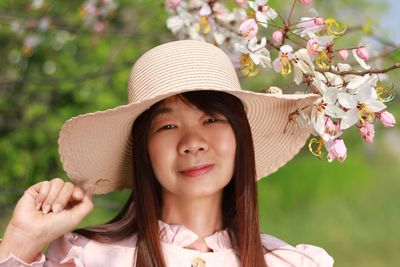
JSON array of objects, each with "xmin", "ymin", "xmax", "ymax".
[{"xmin": 179, "ymin": 164, "xmax": 214, "ymax": 177}]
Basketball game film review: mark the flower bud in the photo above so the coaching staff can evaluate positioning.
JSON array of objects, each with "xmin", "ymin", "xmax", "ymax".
[
  {"xmin": 378, "ymin": 111, "xmax": 396, "ymax": 127},
  {"xmin": 356, "ymin": 46, "xmax": 369, "ymax": 60},
  {"xmin": 165, "ymin": 0, "xmax": 181, "ymax": 9},
  {"xmin": 358, "ymin": 122, "xmax": 375, "ymax": 144},
  {"xmin": 272, "ymin": 30, "xmax": 283, "ymax": 43},
  {"xmin": 338, "ymin": 49, "xmax": 348, "ymax": 61},
  {"xmin": 327, "ymin": 138, "xmax": 347, "ymax": 163},
  {"xmin": 93, "ymin": 21, "xmax": 107, "ymax": 33},
  {"xmin": 235, "ymin": 0, "xmax": 248, "ymax": 8},
  {"xmin": 300, "ymin": 0, "xmax": 312, "ymax": 5}
]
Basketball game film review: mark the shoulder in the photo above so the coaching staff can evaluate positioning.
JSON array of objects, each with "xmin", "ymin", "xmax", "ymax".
[
  {"xmin": 260, "ymin": 233, "xmax": 334, "ymax": 267},
  {"xmin": 46, "ymin": 232, "xmax": 138, "ymax": 265}
]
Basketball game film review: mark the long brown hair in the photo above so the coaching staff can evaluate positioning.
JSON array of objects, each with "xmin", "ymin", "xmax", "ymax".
[{"xmin": 75, "ymin": 91, "xmax": 268, "ymax": 267}]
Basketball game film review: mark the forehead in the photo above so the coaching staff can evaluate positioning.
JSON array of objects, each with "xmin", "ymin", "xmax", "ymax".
[{"xmin": 152, "ymin": 95, "xmax": 198, "ymax": 116}]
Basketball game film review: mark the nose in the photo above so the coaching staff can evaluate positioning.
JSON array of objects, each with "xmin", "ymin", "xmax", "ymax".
[{"xmin": 177, "ymin": 129, "xmax": 209, "ymax": 155}]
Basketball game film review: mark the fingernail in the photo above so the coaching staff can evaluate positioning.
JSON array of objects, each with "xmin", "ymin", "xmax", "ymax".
[
  {"xmin": 43, "ymin": 204, "xmax": 51, "ymax": 214},
  {"xmin": 52, "ymin": 203, "xmax": 62, "ymax": 213}
]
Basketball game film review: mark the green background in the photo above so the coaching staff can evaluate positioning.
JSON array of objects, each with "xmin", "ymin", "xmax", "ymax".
[{"xmin": 0, "ymin": 1, "xmax": 399, "ymax": 266}]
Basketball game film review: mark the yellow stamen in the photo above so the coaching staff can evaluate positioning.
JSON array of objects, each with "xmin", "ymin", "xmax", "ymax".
[
  {"xmin": 240, "ymin": 54, "xmax": 260, "ymax": 77},
  {"xmin": 308, "ymin": 137, "xmax": 325, "ymax": 159},
  {"xmin": 199, "ymin": 16, "xmax": 211, "ymax": 34},
  {"xmin": 316, "ymin": 51, "xmax": 329, "ymax": 69},
  {"xmin": 325, "ymin": 18, "xmax": 348, "ymax": 36},
  {"xmin": 357, "ymin": 103, "xmax": 374, "ymax": 124},
  {"xmin": 375, "ymin": 82, "xmax": 395, "ymax": 102},
  {"xmin": 280, "ymin": 54, "xmax": 292, "ymax": 76},
  {"xmin": 247, "ymin": 10, "xmax": 256, "ymax": 20}
]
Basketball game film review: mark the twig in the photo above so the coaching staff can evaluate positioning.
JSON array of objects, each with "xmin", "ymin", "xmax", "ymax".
[
  {"xmin": 287, "ymin": 0, "xmax": 297, "ymax": 24},
  {"xmin": 318, "ymin": 63, "xmax": 400, "ymax": 76}
]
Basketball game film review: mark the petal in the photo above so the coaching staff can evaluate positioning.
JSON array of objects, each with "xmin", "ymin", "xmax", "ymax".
[
  {"xmin": 323, "ymin": 87, "xmax": 339, "ymax": 104},
  {"xmin": 257, "ymin": 54, "xmax": 271, "ymax": 68},
  {"xmin": 366, "ymin": 99, "xmax": 386, "ymax": 112},
  {"xmin": 249, "ymin": 1, "xmax": 259, "ymax": 11},
  {"xmin": 314, "ymin": 113, "xmax": 325, "ymax": 135},
  {"xmin": 337, "ymin": 63, "xmax": 352, "ymax": 71},
  {"xmin": 256, "ymin": 12, "xmax": 268, "ymax": 27},
  {"xmin": 352, "ymin": 49, "xmax": 370, "ymax": 70},
  {"xmin": 259, "ymin": 36, "xmax": 267, "ymax": 47},
  {"xmin": 347, "ymin": 75, "xmax": 370, "ymax": 91},
  {"xmin": 248, "ymin": 37, "xmax": 259, "ymax": 50},
  {"xmin": 234, "ymin": 42, "xmax": 249, "ymax": 54},
  {"xmin": 338, "ymin": 93, "xmax": 357, "ymax": 109},
  {"xmin": 293, "ymin": 65, "xmax": 303, "ymax": 85},
  {"xmin": 273, "ymin": 57, "xmax": 282, "ymax": 73},
  {"xmin": 281, "ymin": 45, "xmax": 293, "ymax": 53},
  {"xmin": 257, "ymin": 0, "xmax": 268, "ymax": 6},
  {"xmin": 340, "ymin": 109, "xmax": 359, "ymax": 129},
  {"xmin": 357, "ymin": 83, "xmax": 374, "ymax": 102},
  {"xmin": 266, "ymin": 8, "xmax": 278, "ymax": 20},
  {"xmin": 250, "ymin": 53, "xmax": 261, "ymax": 65},
  {"xmin": 325, "ymin": 104, "xmax": 345, "ymax": 118}
]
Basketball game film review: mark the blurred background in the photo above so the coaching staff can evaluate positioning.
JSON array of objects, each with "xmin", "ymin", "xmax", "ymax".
[{"xmin": 0, "ymin": 0, "xmax": 399, "ymax": 266}]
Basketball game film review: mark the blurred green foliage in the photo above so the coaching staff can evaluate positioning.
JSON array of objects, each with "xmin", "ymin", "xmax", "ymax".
[{"xmin": 0, "ymin": 0, "xmax": 399, "ymax": 266}]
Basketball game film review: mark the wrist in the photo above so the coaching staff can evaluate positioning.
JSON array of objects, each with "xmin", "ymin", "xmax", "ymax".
[{"xmin": 0, "ymin": 224, "xmax": 45, "ymax": 263}]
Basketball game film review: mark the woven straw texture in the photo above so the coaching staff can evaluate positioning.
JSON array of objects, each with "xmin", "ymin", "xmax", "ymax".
[{"xmin": 58, "ymin": 40, "xmax": 319, "ymax": 194}]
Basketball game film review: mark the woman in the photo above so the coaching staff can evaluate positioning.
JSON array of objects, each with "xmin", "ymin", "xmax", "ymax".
[{"xmin": 0, "ymin": 40, "xmax": 334, "ymax": 266}]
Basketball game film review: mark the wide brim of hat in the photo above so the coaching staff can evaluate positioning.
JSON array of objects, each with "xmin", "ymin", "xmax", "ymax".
[{"xmin": 58, "ymin": 87, "xmax": 319, "ymax": 194}]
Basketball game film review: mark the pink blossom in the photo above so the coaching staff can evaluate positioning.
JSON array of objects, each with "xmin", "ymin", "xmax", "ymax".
[
  {"xmin": 378, "ymin": 111, "xmax": 396, "ymax": 127},
  {"xmin": 325, "ymin": 117, "xmax": 336, "ymax": 135},
  {"xmin": 165, "ymin": 0, "xmax": 181, "ymax": 9},
  {"xmin": 358, "ymin": 122, "xmax": 375, "ymax": 143},
  {"xmin": 83, "ymin": 2, "xmax": 98, "ymax": 16},
  {"xmin": 327, "ymin": 138, "xmax": 347, "ymax": 163},
  {"xmin": 315, "ymin": 17, "xmax": 324, "ymax": 25},
  {"xmin": 93, "ymin": 21, "xmax": 108, "ymax": 33},
  {"xmin": 296, "ymin": 17, "xmax": 325, "ymax": 36},
  {"xmin": 338, "ymin": 49, "xmax": 348, "ymax": 61},
  {"xmin": 306, "ymin": 38, "xmax": 320, "ymax": 55},
  {"xmin": 356, "ymin": 46, "xmax": 369, "ymax": 60},
  {"xmin": 214, "ymin": 6, "xmax": 226, "ymax": 14},
  {"xmin": 272, "ymin": 30, "xmax": 283, "ymax": 43},
  {"xmin": 239, "ymin": 19, "xmax": 258, "ymax": 40},
  {"xmin": 235, "ymin": 0, "xmax": 248, "ymax": 8},
  {"xmin": 300, "ymin": 0, "xmax": 312, "ymax": 5}
]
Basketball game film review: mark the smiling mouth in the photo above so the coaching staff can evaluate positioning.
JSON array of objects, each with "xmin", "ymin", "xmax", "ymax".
[{"xmin": 179, "ymin": 164, "xmax": 214, "ymax": 177}]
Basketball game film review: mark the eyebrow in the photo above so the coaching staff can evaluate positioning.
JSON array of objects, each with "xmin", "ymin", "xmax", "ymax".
[{"xmin": 151, "ymin": 106, "xmax": 175, "ymax": 119}]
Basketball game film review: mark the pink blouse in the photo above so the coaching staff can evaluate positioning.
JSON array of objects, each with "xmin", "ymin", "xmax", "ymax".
[{"xmin": 0, "ymin": 221, "xmax": 334, "ymax": 266}]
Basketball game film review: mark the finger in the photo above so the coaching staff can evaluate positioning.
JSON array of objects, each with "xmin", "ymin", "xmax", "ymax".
[
  {"xmin": 24, "ymin": 181, "xmax": 47, "ymax": 203},
  {"xmin": 41, "ymin": 178, "xmax": 65, "ymax": 214},
  {"xmin": 68, "ymin": 190, "xmax": 94, "ymax": 226},
  {"xmin": 35, "ymin": 181, "xmax": 51, "ymax": 210},
  {"xmin": 51, "ymin": 182, "xmax": 74, "ymax": 213},
  {"xmin": 71, "ymin": 186, "xmax": 85, "ymax": 201}
]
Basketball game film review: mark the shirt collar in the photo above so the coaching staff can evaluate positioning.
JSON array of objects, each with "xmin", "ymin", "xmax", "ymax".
[{"xmin": 158, "ymin": 220, "xmax": 232, "ymax": 252}]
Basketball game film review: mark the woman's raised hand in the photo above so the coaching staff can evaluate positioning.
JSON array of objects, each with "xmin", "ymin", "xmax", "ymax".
[{"xmin": 0, "ymin": 178, "xmax": 94, "ymax": 263}]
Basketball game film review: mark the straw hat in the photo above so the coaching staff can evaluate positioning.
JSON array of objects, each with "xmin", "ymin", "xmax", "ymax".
[{"xmin": 58, "ymin": 40, "xmax": 319, "ymax": 194}]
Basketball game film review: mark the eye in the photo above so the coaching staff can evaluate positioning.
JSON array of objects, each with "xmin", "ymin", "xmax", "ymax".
[
  {"xmin": 157, "ymin": 124, "xmax": 176, "ymax": 131},
  {"xmin": 204, "ymin": 116, "xmax": 225, "ymax": 124},
  {"xmin": 206, "ymin": 118, "xmax": 218, "ymax": 123}
]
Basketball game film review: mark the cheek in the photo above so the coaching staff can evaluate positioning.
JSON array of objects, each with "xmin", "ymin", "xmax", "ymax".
[
  {"xmin": 147, "ymin": 136, "xmax": 175, "ymax": 176},
  {"xmin": 213, "ymin": 128, "xmax": 236, "ymax": 157}
]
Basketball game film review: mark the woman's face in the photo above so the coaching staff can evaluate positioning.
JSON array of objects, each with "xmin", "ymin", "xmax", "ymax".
[{"xmin": 147, "ymin": 96, "xmax": 236, "ymax": 200}]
